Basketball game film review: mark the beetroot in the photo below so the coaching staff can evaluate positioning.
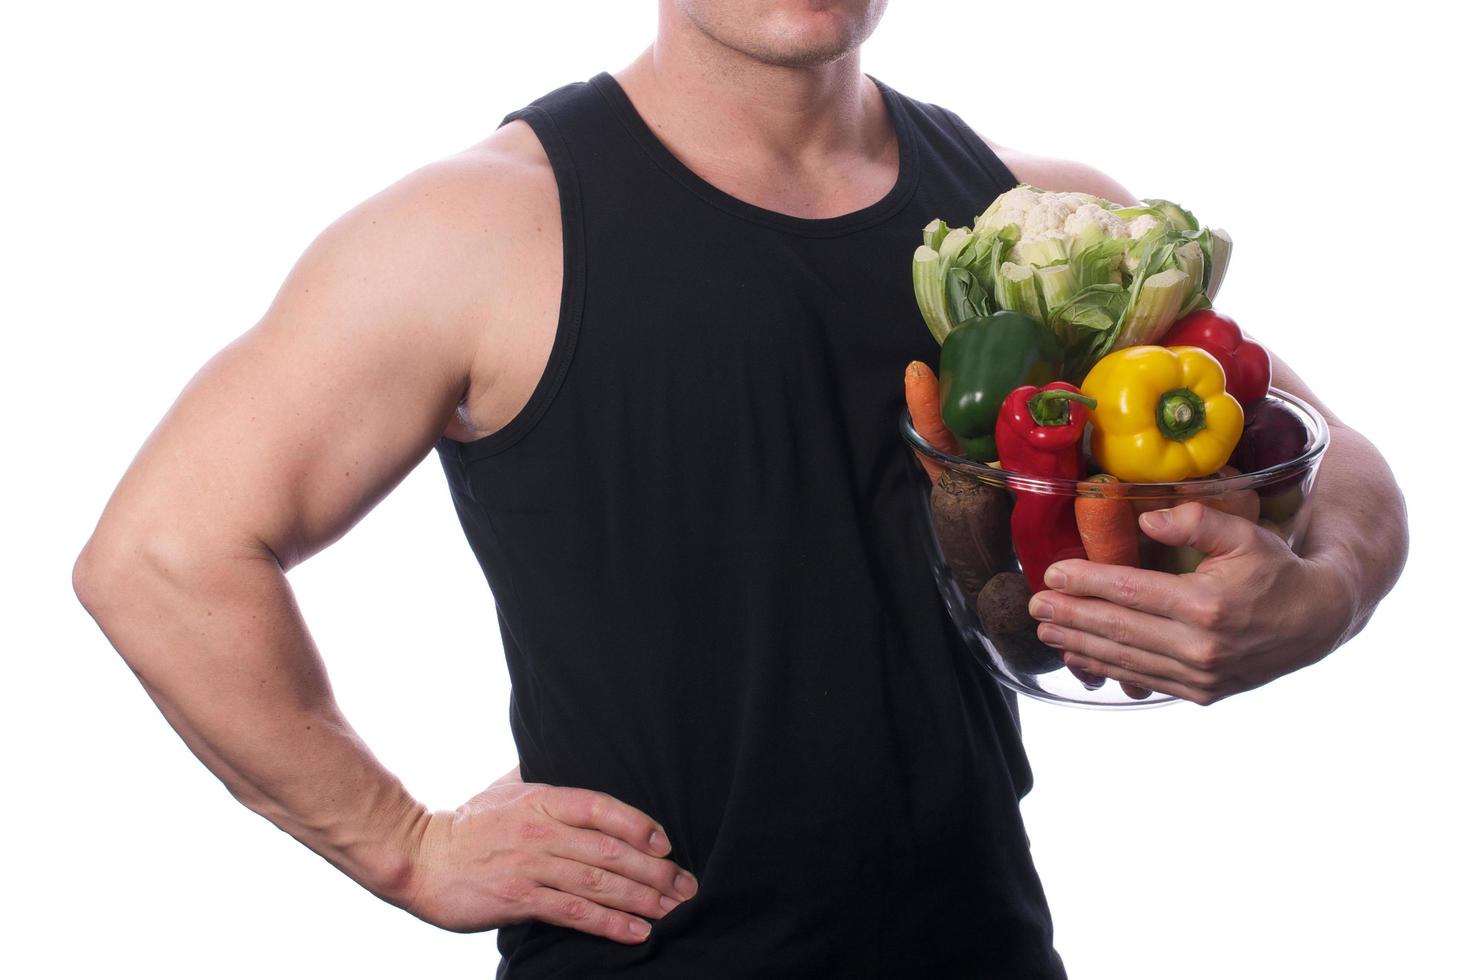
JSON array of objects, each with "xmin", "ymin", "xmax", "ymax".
[{"xmin": 1228, "ymin": 399, "xmax": 1311, "ymax": 496}]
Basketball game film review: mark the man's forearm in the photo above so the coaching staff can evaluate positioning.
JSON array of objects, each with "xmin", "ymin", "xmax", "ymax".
[
  {"xmin": 74, "ymin": 536, "xmax": 429, "ymax": 904},
  {"xmin": 1275, "ymin": 359, "xmax": 1408, "ymax": 646},
  {"xmin": 1298, "ymin": 419, "xmax": 1409, "ymax": 644}
]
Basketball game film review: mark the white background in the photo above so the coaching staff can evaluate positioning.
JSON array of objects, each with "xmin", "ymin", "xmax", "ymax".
[{"xmin": 4, "ymin": 2, "xmax": 1463, "ymax": 977}]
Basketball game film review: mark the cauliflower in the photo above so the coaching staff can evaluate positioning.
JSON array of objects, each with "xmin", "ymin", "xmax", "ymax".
[
  {"xmin": 1064, "ymin": 203, "xmax": 1127, "ymax": 240},
  {"xmin": 1126, "ymin": 214, "xmax": 1162, "ymax": 240},
  {"xmin": 981, "ymin": 188, "xmax": 1151, "ymax": 263},
  {"xmin": 975, "ymin": 186, "xmax": 1044, "ymax": 235},
  {"xmin": 913, "ymin": 182, "xmax": 1232, "ymax": 381}
]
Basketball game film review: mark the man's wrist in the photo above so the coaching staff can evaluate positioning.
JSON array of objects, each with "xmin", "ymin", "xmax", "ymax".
[{"xmin": 322, "ymin": 784, "xmax": 432, "ymax": 908}]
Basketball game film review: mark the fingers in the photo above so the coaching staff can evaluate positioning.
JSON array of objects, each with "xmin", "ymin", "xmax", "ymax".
[
  {"xmin": 1031, "ymin": 585, "xmax": 1177, "ymax": 697},
  {"xmin": 1031, "ymin": 503, "xmax": 1278, "ymax": 706},
  {"xmin": 523, "ymin": 885, "xmax": 659, "ymax": 945},
  {"xmin": 410, "ymin": 782, "xmax": 699, "ymax": 939},
  {"xmin": 1063, "ymin": 651, "xmax": 1218, "ymax": 706},
  {"xmin": 531, "ymin": 786, "xmax": 699, "ymax": 945},
  {"xmin": 1039, "ymin": 594, "xmax": 1158, "ymax": 696},
  {"xmin": 519, "ymin": 824, "xmax": 701, "ymax": 945},
  {"xmin": 1034, "ymin": 616, "xmax": 1215, "ymax": 690},
  {"xmin": 1037, "ymin": 560, "xmax": 1233, "ymax": 635},
  {"xmin": 1030, "ymin": 592, "xmax": 1198, "ymax": 669},
  {"xmin": 549, "ymin": 825, "xmax": 697, "ymax": 904},
  {"xmin": 535, "ymin": 855, "xmax": 678, "ymax": 923},
  {"xmin": 1069, "ymin": 664, "xmax": 1107, "ymax": 689},
  {"xmin": 1138, "ymin": 500, "xmax": 1265, "ymax": 557},
  {"xmin": 1040, "ymin": 560, "xmax": 1191, "ymax": 619},
  {"xmin": 538, "ymin": 786, "xmax": 671, "ymax": 858}
]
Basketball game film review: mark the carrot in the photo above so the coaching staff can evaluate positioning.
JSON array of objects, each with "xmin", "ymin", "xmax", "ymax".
[
  {"xmin": 905, "ymin": 360, "xmax": 962, "ymax": 483},
  {"xmin": 1074, "ymin": 474, "xmax": 1140, "ymax": 567}
]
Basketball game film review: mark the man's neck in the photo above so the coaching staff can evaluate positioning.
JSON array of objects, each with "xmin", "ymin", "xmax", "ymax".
[{"xmin": 612, "ymin": 10, "xmax": 897, "ymax": 218}]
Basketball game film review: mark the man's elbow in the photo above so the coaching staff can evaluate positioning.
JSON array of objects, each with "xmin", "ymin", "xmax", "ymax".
[
  {"xmin": 73, "ymin": 528, "xmax": 170, "ymax": 659},
  {"xmin": 74, "ymin": 526, "xmax": 216, "ymax": 688},
  {"xmin": 72, "ymin": 526, "xmax": 210, "ymax": 647},
  {"xmin": 73, "ymin": 532, "xmax": 128, "ymax": 623}
]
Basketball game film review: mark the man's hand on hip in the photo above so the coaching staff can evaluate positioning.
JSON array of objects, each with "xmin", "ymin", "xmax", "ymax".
[{"xmin": 404, "ymin": 779, "xmax": 697, "ymax": 943}]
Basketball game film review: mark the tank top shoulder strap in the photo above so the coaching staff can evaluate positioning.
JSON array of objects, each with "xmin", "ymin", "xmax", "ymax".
[
  {"xmin": 500, "ymin": 79, "xmax": 596, "ymax": 132},
  {"xmin": 441, "ymin": 84, "xmax": 596, "ymax": 463},
  {"xmin": 890, "ymin": 92, "xmax": 1019, "ymax": 199}
]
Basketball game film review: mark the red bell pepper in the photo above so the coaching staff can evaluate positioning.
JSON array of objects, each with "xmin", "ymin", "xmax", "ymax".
[
  {"xmin": 997, "ymin": 382, "xmax": 1109, "ymax": 688},
  {"xmin": 1160, "ymin": 309, "xmax": 1271, "ymax": 404},
  {"xmin": 995, "ymin": 382, "xmax": 1094, "ymax": 595}
]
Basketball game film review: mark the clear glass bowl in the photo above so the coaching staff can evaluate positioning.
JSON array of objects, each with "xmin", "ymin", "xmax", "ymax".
[{"xmin": 900, "ymin": 387, "xmax": 1329, "ymax": 709}]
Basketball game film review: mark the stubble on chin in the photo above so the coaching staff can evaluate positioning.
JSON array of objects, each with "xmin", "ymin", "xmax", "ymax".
[{"xmin": 676, "ymin": 0, "xmax": 887, "ymax": 70}]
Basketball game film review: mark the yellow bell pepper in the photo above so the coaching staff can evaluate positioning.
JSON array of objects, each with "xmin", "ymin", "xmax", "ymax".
[{"xmin": 1080, "ymin": 345, "xmax": 1244, "ymax": 482}]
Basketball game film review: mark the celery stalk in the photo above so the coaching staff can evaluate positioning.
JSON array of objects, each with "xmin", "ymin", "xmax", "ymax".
[
  {"xmin": 923, "ymin": 218, "xmax": 951, "ymax": 252},
  {"xmin": 913, "ymin": 245, "xmax": 950, "ymax": 345},
  {"xmin": 988, "ymin": 225, "xmax": 1018, "ymax": 300},
  {"xmin": 912, "ymin": 228, "xmax": 977, "ymax": 344},
  {"xmin": 1174, "ymin": 240, "xmax": 1206, "ymax": 295},
  {"xmin": 997, "ymin": 261, "xmax": 1045, "ymax": 323},
  {"xmin": 1204, "ymin": 228, "xmax": 1232, "ymax": 301},
  {"xmin": 1035, "ymin": 263, "xmax": 1079, "ymax": 317},
  {"xmin": 1116, "ymin": 267, "xmax": 1191, "ymax": 348}
]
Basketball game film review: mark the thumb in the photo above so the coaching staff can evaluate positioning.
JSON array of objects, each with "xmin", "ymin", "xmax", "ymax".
[{"xmin": 1139, "ymin": 500, "xmax": 1259, "ymax": 557}]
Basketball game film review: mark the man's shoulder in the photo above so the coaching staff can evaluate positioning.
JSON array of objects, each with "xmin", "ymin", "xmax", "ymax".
[
  {"xmin": 458, "ymin": 119, "xmax": 558, "ymax": 195},
  {"xmin": 370, "ymin": 124, "xmax": 563, "ymax": 444},
  {"xmin": 361, "ymin": 120, "xmax": 557, "ymax": 246},
  {"xmin": 926, "ymin": 106, "xmax": 1137, "ymax": 202},
  {"xmin": 293, "ymin": 120, "xmax": 560, "ymax": 335},
  {"xmin": 990, "ymin": 144, "xmax": 1137, "ymax": 202},
  {"xmin": 891, "ymin": 90, "xmax": 1136, "ymax": 202}
]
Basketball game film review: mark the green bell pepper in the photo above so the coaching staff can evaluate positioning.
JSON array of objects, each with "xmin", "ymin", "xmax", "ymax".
[{"xmin": 938, "ymin": 311, "xmax": 1063, "ymax": 462}]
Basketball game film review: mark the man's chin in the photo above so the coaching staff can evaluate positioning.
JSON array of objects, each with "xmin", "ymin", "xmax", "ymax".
[
  {"xmin": 742, "ymin": 37, "xmax": 855, "ymax": 69},
  {"xmin": 678, "ymin": 0, "xmax": 886, "ymax": 70}
]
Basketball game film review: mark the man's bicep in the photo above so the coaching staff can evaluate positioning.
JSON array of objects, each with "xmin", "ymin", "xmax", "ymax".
[{"xmin": 92, "ymin": 166, "xmax": 490, "ymax": 573}]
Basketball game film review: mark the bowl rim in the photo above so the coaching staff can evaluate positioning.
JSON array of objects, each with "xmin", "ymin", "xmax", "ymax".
[{"xmin": 900, "ymin": 386, "xmax": 1330, "ymax": 498}]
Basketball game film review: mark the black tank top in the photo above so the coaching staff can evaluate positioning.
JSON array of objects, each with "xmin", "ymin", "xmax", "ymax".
[{"xmin": 436, "ymin": 72, "xmax": 1067, "ymax": 979}]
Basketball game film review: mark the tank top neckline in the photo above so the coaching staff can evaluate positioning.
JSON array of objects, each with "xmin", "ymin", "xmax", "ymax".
[{"xmin": 589, "ymin": 70, "xmax": 920, "ymax": 239}]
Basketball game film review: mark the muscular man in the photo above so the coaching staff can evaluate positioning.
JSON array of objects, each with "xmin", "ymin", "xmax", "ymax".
[{"xmin": 73, "ymin": 1, "xmax": 1407, "ymax": 976}]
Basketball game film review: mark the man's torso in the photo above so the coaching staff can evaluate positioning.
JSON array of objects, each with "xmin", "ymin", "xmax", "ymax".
[{"xmin": 427, "ymin": 72, "xmax": 1067, "ymax": 977}]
